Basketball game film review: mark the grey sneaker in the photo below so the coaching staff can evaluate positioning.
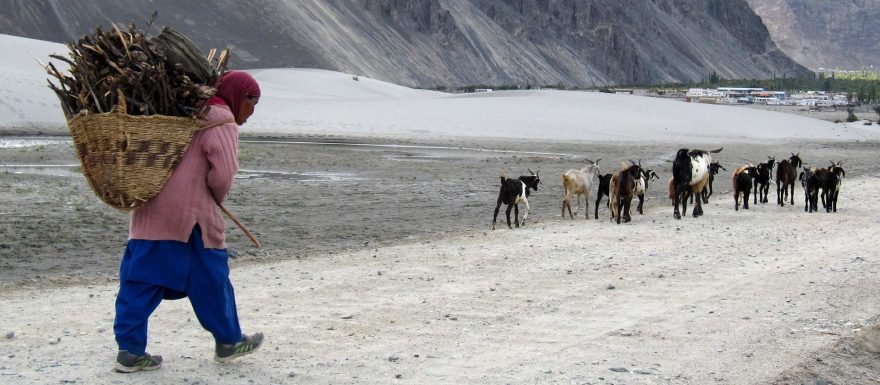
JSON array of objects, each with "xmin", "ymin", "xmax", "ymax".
[
  {"xmin": 214, "ymin": 332, "xmax": 264, "ymax": 363},
  {"xmin": 114, "ymin": 350, "xmax": 162, "ymax": 373}
]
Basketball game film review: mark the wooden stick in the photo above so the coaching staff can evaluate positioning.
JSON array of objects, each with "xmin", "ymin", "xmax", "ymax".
[{"xmin": 218, "ymin": 203, "xmax": 261, "ymax": 249}]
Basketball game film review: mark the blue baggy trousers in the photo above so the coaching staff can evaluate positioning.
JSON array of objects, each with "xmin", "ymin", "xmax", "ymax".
[{"xmin": 113, "ymin": 226, "xmax": 242, "ymax": 355}]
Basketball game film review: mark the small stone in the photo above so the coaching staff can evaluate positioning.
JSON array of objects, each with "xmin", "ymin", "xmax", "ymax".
[
  {"xmin": 5, "ymin": 331, "xmax": 13, "ymax": 339},
  {"xmin": 607, "ymin": 284, "xmax": 616, "ymax": 290},
  {"xmin": 610, "ymin": 367, "xmax": 629, "ymax": 372}
]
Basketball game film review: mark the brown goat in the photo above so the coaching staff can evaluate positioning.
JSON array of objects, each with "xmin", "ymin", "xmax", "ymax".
[
  {"xmin": 776, "ymin": 152, "xmax": 803, "ymax": 206},
  {"xmin": 614, "ymin": 162, "xmax": 642, "ymax": 224}
]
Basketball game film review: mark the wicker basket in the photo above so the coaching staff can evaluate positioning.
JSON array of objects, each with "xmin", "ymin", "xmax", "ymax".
[{"xmin": 67, "ymin": 105, "xmax": 202, "ymax": 210}]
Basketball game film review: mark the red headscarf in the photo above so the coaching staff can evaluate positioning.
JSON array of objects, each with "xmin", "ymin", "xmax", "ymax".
[{"xmin": 207, "ymin": 71, "xmax": 261, "ymax": 122}]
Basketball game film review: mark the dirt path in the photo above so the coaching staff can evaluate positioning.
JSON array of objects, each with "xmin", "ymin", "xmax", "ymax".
[
  {"xmin": 2, "ymin": 170, "xmax": 880, "ymax": 384},
  {"xmin": 1, "ymin": 135, "xmax": 880, "ymax": 384}
]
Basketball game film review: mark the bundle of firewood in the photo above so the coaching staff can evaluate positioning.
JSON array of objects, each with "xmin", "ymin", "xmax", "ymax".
[{"xmin": 42, "ymin": 22, "xmax": 229, "ymax": 120}]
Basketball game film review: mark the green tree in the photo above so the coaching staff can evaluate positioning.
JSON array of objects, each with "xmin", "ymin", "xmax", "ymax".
[
  {"xmin": 846, "ymin": 108, "xmax": 859, "ymax": 122},
  {"xmin": 858, "ymin": 87, "xmax": 868, "ymax": 104}
]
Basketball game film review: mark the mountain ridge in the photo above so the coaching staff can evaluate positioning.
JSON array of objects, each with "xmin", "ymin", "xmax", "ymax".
[{"xmin": 0, "ymin": 0, "xmax": 811, "ymax": 88}]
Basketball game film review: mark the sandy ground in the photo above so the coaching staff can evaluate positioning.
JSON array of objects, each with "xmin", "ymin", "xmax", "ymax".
[{"xmin": 2, "ymin": 132, "xmax": 880, "ymax": 384}]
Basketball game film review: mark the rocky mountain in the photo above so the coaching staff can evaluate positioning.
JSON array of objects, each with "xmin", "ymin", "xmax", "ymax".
[
  {"xmin": 747, "ymin": 0, "xmax": 880, "ymax": 71},
  {"xmin": 0, "ymin": 0, "xmax": 809, "ymax": 88}
]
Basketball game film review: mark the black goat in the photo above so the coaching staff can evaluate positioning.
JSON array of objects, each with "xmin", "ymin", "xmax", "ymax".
[
  {"xmin": 492, "ymin": 170, "xmax": 541, "ymax": 230},
  {"xmin": 594, "ymin": 173, "xmax": 613, "ymax": 219},
  {"xmin": 798, "ymin": 166, "xmax": 820, "ymax": 213},
  {"xmin": 818, "ymin": 161, "xmax": 845, "ymax": 212},
  {"xmin": 753, "ymin": 156, "xmax": 774, "ymax": 204},
  {"xmin": 733, "ymin": 164, "xmax": 758, "ymax": 211},
  {"xmin": 700, "ymin": 161, "xmax": 726, "ymax": 203}
]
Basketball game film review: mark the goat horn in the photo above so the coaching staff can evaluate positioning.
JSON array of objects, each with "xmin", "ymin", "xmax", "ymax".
[
  {"xmin": 709, "ymin": 147, "xmax": 723, "ymax": 153},
  {"xmin": 595, "ymin": 158, "xmax": 601, "ymax": 164},
  {"xmin": 585, "ymin": 159, "xmax": 594, "ymax": 165},
  {"xmin": 528, "ymin": 168, "xmax": 534, "ymax": 175}
]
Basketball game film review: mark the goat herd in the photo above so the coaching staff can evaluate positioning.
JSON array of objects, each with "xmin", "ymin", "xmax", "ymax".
[{"xmin": 492, "ymin": 148, "xmax": 847, "ymax": 230}]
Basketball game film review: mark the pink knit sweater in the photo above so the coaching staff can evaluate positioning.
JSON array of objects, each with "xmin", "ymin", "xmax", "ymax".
[{"xmin": 129, "ymin": 105, "xmax": 238, "ymax": 249}]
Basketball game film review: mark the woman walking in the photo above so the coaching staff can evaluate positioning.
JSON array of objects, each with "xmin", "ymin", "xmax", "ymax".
[{"xmin": 113, "ymin": 71, "xmax": 264, "ymax": 372}]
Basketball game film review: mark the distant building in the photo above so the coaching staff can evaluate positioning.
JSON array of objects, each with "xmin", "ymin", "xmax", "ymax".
[
  {"xmin": 790, "ymin": 91, "xmax": 848, "ymax": 107},
  {"xmin": 685, "ymin": 88, "xmax": 724, "ymax": 103},
  {"xmin": 685, "ymin": 87, "xmax": 791, "ymax": 104}
]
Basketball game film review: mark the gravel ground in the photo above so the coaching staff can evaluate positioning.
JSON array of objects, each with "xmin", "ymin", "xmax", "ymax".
[{"xmin": 1, "ymin": 133, "xmax": 879, "ymax": 384}]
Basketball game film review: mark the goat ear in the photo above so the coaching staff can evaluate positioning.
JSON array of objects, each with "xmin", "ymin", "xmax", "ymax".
[{"xmin": 595, "ymin": 158, "xmax": 601, "ymax": 165}]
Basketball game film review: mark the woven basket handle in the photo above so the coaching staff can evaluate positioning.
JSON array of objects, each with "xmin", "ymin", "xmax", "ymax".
[{"xmin": 200, "ymin": 117, "xmax": 236, "ymax": 130}]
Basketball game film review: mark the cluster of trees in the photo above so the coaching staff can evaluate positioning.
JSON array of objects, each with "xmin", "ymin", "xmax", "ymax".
[{"xmin": 430, "ymin": 71, "xmax": 880, "ymax": 105}]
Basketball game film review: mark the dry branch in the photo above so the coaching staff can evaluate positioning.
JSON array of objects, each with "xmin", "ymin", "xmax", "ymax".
[{"xmin": 44, "ymin": 23, "xmax": 230, "ymax": 120}]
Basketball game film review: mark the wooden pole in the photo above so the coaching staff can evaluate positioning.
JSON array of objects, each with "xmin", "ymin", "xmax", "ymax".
[{"xmin": 218, "ymin": 203, "xmax": 261, "ymax": 249}]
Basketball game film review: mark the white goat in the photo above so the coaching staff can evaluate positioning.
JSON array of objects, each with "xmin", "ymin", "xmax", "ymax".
[{"xmin": 561, "ymin": 159, "xmax": 601, "ymax": 219}]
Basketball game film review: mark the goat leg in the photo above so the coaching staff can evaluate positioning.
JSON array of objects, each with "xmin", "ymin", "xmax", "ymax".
[
  {"xmin": 513, "ymin": 205, "xmax": 519, "ymax": 228},
  {"xmin": 584, "ymin": 194, "xmax": 589, "ymax": 220},
  {"xmin": 492, "ymin": 203, "xmax": 501, "ymax": 230}
]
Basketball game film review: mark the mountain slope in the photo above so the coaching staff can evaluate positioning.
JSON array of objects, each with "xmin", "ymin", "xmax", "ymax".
[
  {"xmin": 747, "ymin": 0, "xmax": 880, "ymax": 70},
  {"xmin": 0, "ymin": 0, "xmax": 809, "ymax": 87}
]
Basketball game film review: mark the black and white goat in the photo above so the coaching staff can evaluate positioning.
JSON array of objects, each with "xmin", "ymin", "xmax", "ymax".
[
  {"xmin": 635, "ymin": 164, "xmax": 659, "ymax": 215},
  {"xmin": 492, "ymin": 170, "xmax": 541, "ymax": 230},
  {"xmin": 670, "ymin": 147, "xmax": 723, "ymax": 219}
]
